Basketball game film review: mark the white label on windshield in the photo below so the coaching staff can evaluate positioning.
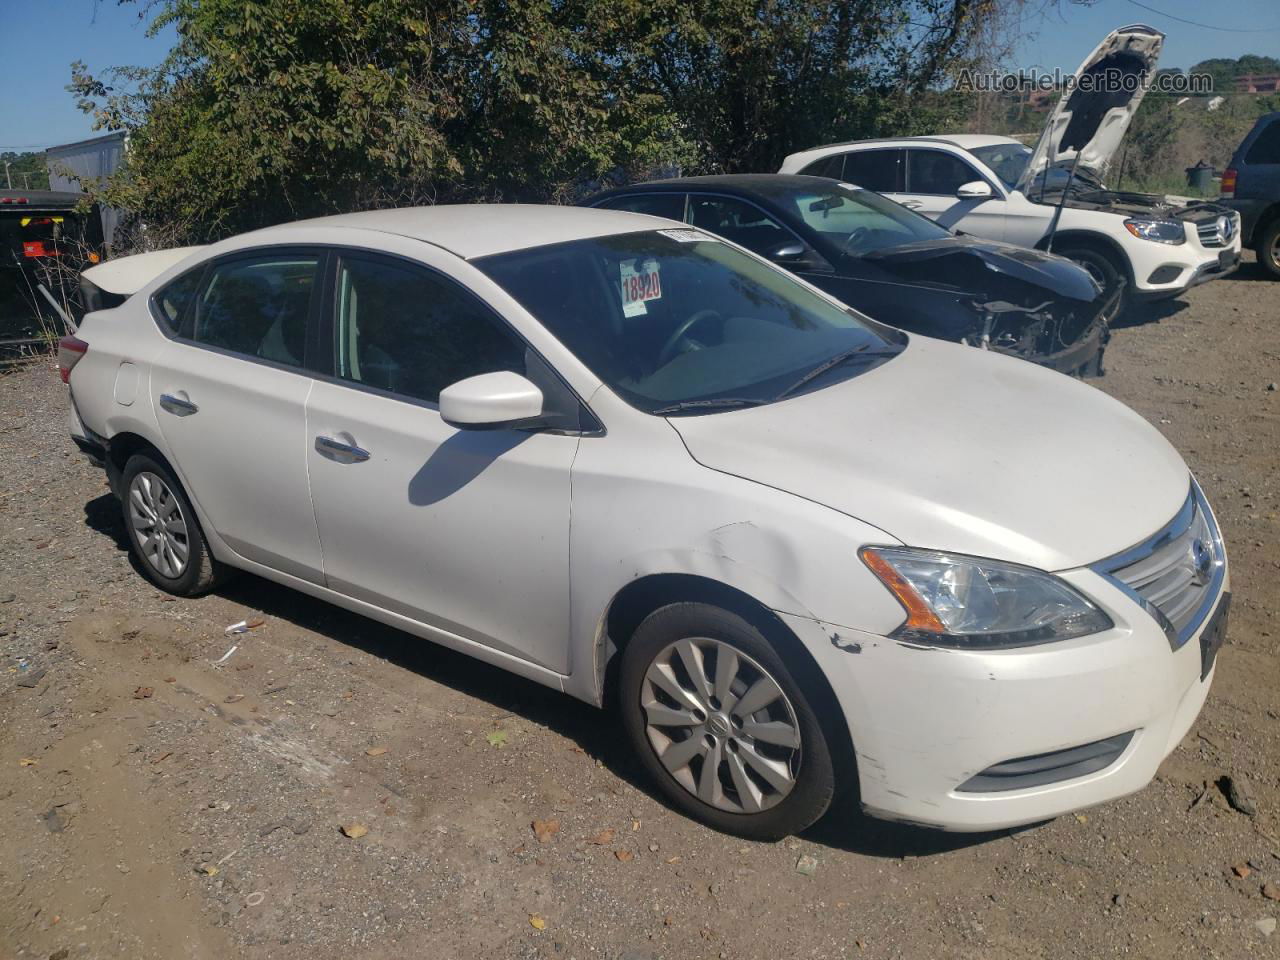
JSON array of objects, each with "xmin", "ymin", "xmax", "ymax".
[
  {"xmin": 837, "ymin": 182, "xmax": 862, "ymax": 191},
  {"xmin": 620, "ymin": 258, "xmax": 662, "ymax": 317},
  {"xmin": 657, "ymin": 228, "xmax": 713, "ymax": 243}
]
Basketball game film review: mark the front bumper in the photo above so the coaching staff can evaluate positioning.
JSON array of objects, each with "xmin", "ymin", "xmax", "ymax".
[
  {"xmin": 779, "ymin": 565, "xmax": 1228, "ymax": 832},
  {"xmin": 1131, "ymin": 214, "xmax": 1243, "ymax": 299}
]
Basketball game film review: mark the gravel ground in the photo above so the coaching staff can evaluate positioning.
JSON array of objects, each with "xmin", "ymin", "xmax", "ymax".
[{"xmin": 2, "ymin": 257, "xmax": 1279, "ymax": 960}]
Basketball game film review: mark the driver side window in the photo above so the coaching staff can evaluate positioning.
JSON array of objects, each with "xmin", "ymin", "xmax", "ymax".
[
  {"xmin": 333, "ymin": 255, "xmax": 526, "ymax": 405},
  {"xmin": 686, "ymin": 195, "xmax": 797, "ymax": 258},
  {"xmin": 906, "ymin": 149, "xmax": 984, "ymax": 196}
]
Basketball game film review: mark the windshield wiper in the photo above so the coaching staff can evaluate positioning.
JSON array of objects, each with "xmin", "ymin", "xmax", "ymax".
[
  {"xmin": 652, "ymin": 397, "xmax": 772, "ymax": 416},
  {"xmin": 773, "ymin": 345, "xmax": 895, "ymax": 402}
]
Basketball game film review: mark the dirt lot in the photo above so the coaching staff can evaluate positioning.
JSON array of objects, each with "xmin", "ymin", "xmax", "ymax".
[{"xmin": 2, "ymin": 258, "xmax": 1279, "ymax": 960}]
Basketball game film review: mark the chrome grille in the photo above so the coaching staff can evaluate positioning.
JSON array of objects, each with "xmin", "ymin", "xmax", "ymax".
[
  {"xmin": 1196, "ymin": 213, "xmax": 1240, "ymax": 249},
  {"xmin": 1091, "ymin": 482, "xmax": 1226, "ymax": 649}
]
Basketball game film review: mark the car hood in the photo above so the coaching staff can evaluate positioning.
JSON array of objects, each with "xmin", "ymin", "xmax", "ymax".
[
  {"xmin": 860, "ymin": 236, "xmax": 1100, "ymax": 303},
  {"xmin": 668, "ymin": 336, "xmax": 1189, "ymax": 571},
  {"xmin": 1016, "ymin": 24, "xmax": 1164, "ymax": 194}
]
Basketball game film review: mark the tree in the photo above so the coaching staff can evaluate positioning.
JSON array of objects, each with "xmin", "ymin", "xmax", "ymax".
[
  {"xmin": 0, "ymin": 152, "xmax": 50, "ymax": 191},
  {"xmin": 71, "ymin": 0, "xmax": 1008, "ymax": 243}
]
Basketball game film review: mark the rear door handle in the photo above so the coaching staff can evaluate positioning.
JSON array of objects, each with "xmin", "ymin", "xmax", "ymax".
[
  {"xmin": 315, "ymin": 435, "xmax": 370, "ymax": 464},
  {"xmin": 159, "ymin": 393, "xmax": 198, "ymax": 416}
]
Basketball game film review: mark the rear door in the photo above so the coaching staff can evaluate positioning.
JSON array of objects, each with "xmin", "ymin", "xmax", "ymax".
[
  {"xmin": 892, "ymin": 148, "xmax": 1007, "ymax": 239},
  {"xmin": 304, "ymin": 248, "xmax": 580, "ymax": 673},
  {"xmin": 151, "ymin": 249, "xmax": 325, "ymax": 582},
  {"xmin": 831, "ymin": 149, "xmax": 905, "ymax": 196}
]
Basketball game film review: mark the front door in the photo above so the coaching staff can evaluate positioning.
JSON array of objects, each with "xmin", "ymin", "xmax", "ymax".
[
  {"xmin": 304, "ymin": 251, "xmax": 579, "ymax": 673},
  {"xmin": 889, "ymin": 148, "xmax": 1008, "ymax": 240},
  {"xmin": 151, "ymin": 250, "xmax": 325, "ymax": 582}
]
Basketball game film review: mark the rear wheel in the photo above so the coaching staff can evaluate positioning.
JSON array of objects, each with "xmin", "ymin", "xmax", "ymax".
[
  {"xmin": 1056, "ymin": 245, "xmax": 1128, "ymax": 322},
  {"xmin": 1256, "ymin": 219, "xmax": 1280, "ymax": 280},
  {"xmin": 619, "ymin": 602, "xmax": 836, "ymax": 839},
  {"xmin": 120, "ymin": 453, "xmax": 223, "ymax": 596}
]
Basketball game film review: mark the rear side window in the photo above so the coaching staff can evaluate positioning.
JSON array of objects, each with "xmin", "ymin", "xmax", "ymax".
[
  {"xmin": 907, "ymin": 149, "xmax": 983, "ymax": 195},
  {"xmin": 1245, "ymin": 121, "xmax": 1280, "ymax": 165},
  {"xmin": 152, "ymin": 268, "xmax": 204, "ymax": 332},
  {"xmin": 841, "ymin": 149, "xmax": 905, "ymax": 193},
  {"xmin": 192, "ymin": 254, "xmax": 319, "ymax": 368},
  {"xmin": 598, "ymin": 194, "xmax": 687, "ymax": 221},
  {"xmin": 798, "ymin": 154, "xmax": 845, "ymax": 179},
  {"xmin": 333, "ymin": 255, "xmax": 526, "ymax": 404}
]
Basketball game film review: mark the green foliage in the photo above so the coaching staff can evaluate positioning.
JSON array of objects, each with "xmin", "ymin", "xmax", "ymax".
[
  {"xmin": 0, "ymin": 152, "xmax": 50, "ymax": 191},
  {"xmin": 1190, "ymin": 55, "xmax": 1280, "ymax": 95},
  {"xmin": 71, "ymin": 0, "xmax": 999, "ymax": 242}
]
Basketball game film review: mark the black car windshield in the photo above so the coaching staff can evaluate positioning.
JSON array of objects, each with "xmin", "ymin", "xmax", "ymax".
[
  {"xmin": 970, "ymin": 143, "xmax": 1033, "ymax": 189},
  {"xmin": 781, "ymin": 183, "xmax": 951, "ymax": 255},
  {"xmin": 475, "ymin": 230, "xmax": 904, "ymax": 415}
]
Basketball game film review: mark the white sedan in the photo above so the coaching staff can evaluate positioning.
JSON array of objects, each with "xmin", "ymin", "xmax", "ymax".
[{"xmin": 61, "ymin": 205, "xmax": 1229, "ymax": 838}]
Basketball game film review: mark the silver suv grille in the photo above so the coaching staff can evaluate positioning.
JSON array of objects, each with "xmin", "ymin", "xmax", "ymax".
[
  {"xmin": 1091, "ymin": 481, "xmax": 1225, "ymax": 650},
  {"xmin": 1196, "ymin": 213, "xmax": 1240, "ymax": 248}
]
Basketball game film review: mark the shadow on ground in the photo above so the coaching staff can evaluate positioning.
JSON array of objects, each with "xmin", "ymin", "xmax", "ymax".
[{"xmin": 81, "ymin": 494, "xmax": 1021, "ymax": 860}]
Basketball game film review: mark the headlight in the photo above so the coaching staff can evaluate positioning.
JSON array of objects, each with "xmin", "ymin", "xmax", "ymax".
[
  {"xmin": 1123, "ymin": 218, "xmax": 1186, "ymax": 245},
  {"xmin": 860, "ymin": 547, "xmax": 1113, "ymax": 648}
]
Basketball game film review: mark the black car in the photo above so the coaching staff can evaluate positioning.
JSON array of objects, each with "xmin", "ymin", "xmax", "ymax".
[
  {"xmin": 585, "ymin": 175, "xmax": 1110, "ymax": 376},
  {"xmin": 1221, "ymin": 112, "xmax": 1280, "ymax": 280},
  {"xmin": 0, "ymin": 189, "xmax": 104, "ymax": 358}
]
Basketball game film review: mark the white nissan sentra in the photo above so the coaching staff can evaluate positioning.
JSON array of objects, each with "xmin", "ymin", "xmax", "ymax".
[{"xmin": 61, "ymin": 205, "xmax": 1229, "ymax": 839}]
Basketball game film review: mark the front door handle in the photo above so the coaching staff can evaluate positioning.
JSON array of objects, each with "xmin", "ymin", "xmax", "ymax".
[
  {"xmin": 315, "ymin": 435, "xmax": 370, "ymax": 464},
  {"xmin": 159, "ymin": 393, "xmax": 198, "ymax": 416},
  {"xmin": 899, "ymin": 200, "xmax": 923, "ymax": 210}
]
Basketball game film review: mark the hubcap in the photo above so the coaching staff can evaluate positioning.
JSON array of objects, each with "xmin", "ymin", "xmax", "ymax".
[
  {"xmin": 640, "ymin": 638, "xmax": 801, "ymax": 814},
  {"xmin": 128, "ymin": 472, "xmax": 190, "ymax": 579}
]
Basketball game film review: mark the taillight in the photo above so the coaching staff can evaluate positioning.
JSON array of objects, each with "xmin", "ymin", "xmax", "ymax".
[
  {"xmin": 1221, "ymin": 167, "xmax": 1237, "ymax": 199},
  {"xmin": 57, "ymin": 334, "xmax": 88, "ymax": 384}
]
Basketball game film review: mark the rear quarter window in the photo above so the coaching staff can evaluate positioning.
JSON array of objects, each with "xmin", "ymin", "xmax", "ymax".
[
  {"xmin": 151, "ymin": 268, "xmax": 205, "ymax": 333},
  {"xmin": 1245, "ymin": 121, "xmax": 1280, "ymax": 165}
]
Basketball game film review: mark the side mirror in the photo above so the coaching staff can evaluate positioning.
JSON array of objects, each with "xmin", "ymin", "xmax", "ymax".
[
  {"xmin": 770, "ymin": 242, "xmax": 808, "ymax": 263},
  {"xmin": 439, "ymin": 371, "xmax": 544, "ymax": 430},
  {"xmin": 956, "ymin": 180, "xmax": 994, "ymax": 200}
]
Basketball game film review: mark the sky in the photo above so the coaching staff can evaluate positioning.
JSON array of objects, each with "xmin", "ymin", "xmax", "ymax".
[{"xmin": 3, "ymin": 0, "xmax": 1280, "ymax": 153}]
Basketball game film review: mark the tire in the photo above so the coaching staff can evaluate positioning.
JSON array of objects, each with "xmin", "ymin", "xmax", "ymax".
[
  {"xmin": 619, "ymin": 602, "xmax": 836, "ymax": 840},
  {"xmin": 1256, "ymin": 219, "xmax": 1280, "ymax": 280},
  {"xmin": 1057, "ymin": 245, "xmax": 1128, "ymax": 323},
  {"xmin": 120, "ymin": 452, "xmax": 224, "ymax": 596}
]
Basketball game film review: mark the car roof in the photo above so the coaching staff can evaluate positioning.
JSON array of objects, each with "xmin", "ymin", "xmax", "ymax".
[
  {"xmin": 592, "ymin": 173, "xmax": 845, "ymax": 197},
  {"xmin": 788, "ymin": 134, "xmax": 1023, "ymax": 159},
  {"xmin": 250, "ymin": 204, "xmax": 676, "ymax": 260}
]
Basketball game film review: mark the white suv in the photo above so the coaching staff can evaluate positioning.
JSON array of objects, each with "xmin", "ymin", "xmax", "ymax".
[
  {"xmin": 780, "ymin": 25, "xmax": 1242, "ymax": 316},
  {"xmin": 62, "ymin": 205, "xmax": 1228, "ymax": 838}
]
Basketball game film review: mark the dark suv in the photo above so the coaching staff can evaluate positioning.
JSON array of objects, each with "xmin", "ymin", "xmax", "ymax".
[{"xmin": 1222, "ymin": 112, "xmax": 1280, "ymax": 279}]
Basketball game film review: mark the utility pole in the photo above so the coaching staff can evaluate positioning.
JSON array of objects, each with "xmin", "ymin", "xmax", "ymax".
[{"xmin": 4, "ymin": 162, "xmax": 11, "ymax": 189}]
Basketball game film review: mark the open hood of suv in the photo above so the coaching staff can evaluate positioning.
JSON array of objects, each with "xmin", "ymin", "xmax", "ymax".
[{"xmin": 1016, "ymin": 24, "xmax": 1164, "ymax": 195}]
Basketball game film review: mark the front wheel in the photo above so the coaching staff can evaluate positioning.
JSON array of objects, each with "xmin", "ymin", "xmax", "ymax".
[
  {"xmin": 619, "ymin": 603, "xmax": 836, "ymax": 839},
  {"xmin": 1256, "ymin": 220, "xmax": 1280, "ymax": 280},
  {"xmin": 1057, "ymin": 245, "xmax": 1128, "ymax": 323}
]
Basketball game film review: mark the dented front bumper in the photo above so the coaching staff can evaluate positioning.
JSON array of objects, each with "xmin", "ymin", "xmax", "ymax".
[{"xmin": 775, "ymin": 564, "xmax": 1226, "ymax": 831}]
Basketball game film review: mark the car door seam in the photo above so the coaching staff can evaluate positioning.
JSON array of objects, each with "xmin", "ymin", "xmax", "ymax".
[{"xmin": 301, "ymin": 377, "xmax": 327, "ymax": 583}]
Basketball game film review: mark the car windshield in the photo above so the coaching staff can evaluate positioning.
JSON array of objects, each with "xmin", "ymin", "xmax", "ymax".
[
  {"xmin": 475, "ymin": 230, "xmax": 905, "ymax": 415},
  {"xmin": 780, "ymin": 183, "xmax": 951, "ymax": 255},
  {"xmin": 970, "ymin": 143, "xmax": 1033, "ymax": 189}
]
